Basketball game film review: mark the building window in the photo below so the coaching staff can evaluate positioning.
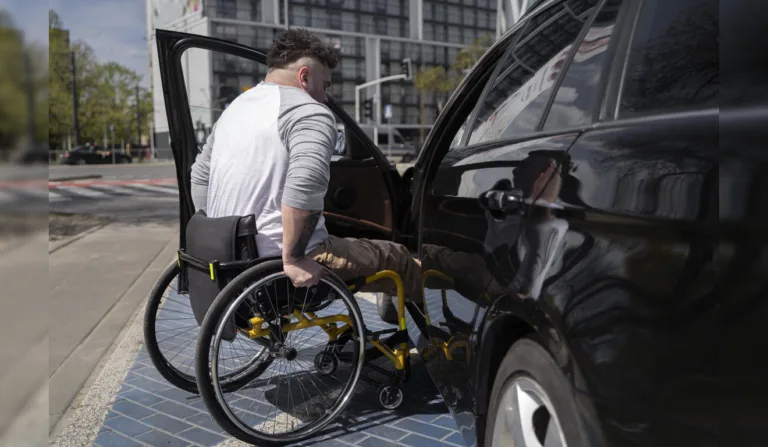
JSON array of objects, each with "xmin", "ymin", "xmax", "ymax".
[
  {"xmin": 463, "ymin": 8, "xmax": 475, "ymax": 26},
  {"xmin": 424, "ymin": 23, "xmax": 435, "ymax": 41},
  {"xmin": 217, "ymin": 0, "xmax": 236, "ymax": 18},
  {"xmin": 342, "ymin": 12, "xmax": 357, "ymax": 31},
  {"xmin": 292, "ymin": 6, "xmax": 309, "ymax": 26},
  {"xmin": 424, "ymin": 1, "xmax": 433, "ymax": 20}
]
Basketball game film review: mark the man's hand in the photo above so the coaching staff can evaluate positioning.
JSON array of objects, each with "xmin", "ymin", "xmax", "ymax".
[{"xmin": 284, "ymin": 257, "xmax": 325, "ymax": 288}]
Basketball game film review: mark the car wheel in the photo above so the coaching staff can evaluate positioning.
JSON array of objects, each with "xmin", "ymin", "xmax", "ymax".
[
  {"xmin": 376, "ymin": 292, "xmax": 399, "ymax": 325},
  {"xmin": 76, "ymin": 159, "xmax": 86, "ymax": 165},
  {"xmin": 484, "ymin": 336, "xmax": 589, "ymax": 447}
]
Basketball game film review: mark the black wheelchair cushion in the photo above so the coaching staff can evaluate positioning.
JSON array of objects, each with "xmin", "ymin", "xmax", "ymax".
[{"xmin": 186, "ymin": 210, "xmax": 258, "ymax": 341}]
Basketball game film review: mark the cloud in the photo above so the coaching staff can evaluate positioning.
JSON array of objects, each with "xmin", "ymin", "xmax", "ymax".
[{"xmin": 52, "ymin": 0, "xmax": 150, "ymax": 86}]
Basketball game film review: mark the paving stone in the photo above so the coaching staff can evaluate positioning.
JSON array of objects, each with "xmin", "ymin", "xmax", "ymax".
[
  {"xmin": 112, "ymin": 400, "xmax": 157, "ymax": 420},
  {"xmin": 184, "ymin": 412, "xmax": 226, "ymax": 434},
  {"xmin": 358, "ymin": 423, "xmax": 410, "ymax": 442},
  {"xmin": 395, "ymin": 418, "xmax": 453, "ymax": 439},
  {"xmin": 401, "ymin": 433, "xmax": 457, "ymax": 447},
  {"xmin": 103, "ymin": 415, "xmax": 153, "ymax": 437},
  {"xmin": 141, "ymin": 413, "xmax": 194, "ymax": 434},
  {"xmin": 93, "ymin": 429, "xmax": 143, "ymax": 447},
  {"xmin": 135, "ymin": 429, "xmax": 190, "ymax": 447},
  {"xmin": 358, "ymin": 435, "xmax": 403, "ymax": 447},
  {"xmin": 177, "ymin": 426, "xmax": 227, "ymax": 446},
  {"xmin": 442, "ymin": 432, "xmax": 467, "ymax": 446},
  {"xmin": 119, "ymin": 387, "xmax": 167, "ymax": 406},
  {"xmin": 433, "ymin": 415, "xmax": 460, "ymax": 430},
  {"xmin": 151, "ymin": 400, "xmax": 200, "ymax": 419}
]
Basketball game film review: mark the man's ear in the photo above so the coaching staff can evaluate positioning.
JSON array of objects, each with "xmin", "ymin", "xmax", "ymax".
[{"xmin": 298, "ymin": 66, "xmax": 310, "ymax": 87}]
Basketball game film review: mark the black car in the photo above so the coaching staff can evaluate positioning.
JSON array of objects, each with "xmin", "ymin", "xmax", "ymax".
[
  {"xmin": 157, "ymin": 0, "xmax": 765, "ymax": 444},
  {"xmin": 61, "ymin": 145, "xmax": 133, "ymax": 165}
]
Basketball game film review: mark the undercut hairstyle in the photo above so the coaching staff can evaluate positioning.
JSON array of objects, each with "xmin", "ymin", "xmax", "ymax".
[{"xmin": 267, "ymin": 28, "xmax": 339, "ymax": 70}]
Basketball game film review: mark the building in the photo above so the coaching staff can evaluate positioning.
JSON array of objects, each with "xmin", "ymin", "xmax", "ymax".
[{"xmin": 146, "ymin": 0, "xmax": 538, "ymax": 152}]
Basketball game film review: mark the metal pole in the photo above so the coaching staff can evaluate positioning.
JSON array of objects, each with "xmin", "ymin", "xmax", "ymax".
[
  {"xmin": 355, "ymin": 73, "xmax": 408, "ymax": 126},
  {"xmin": 388, "ymin": 119, "xmax": 392, "ymax": 159},
  {"xmin": 70, "ymin": 51, "xmax": 80, "ymax": 146},
  {"xmin": 111, "ymin": 125, "xmax": 115, "ymax": 163},
  {"xmin": 354, "ymin": 86, "xmax": 361, "ymax": 123},
  {"xmin": 372, "ymin": 92, "xmax": 379, "ymax": 147},
  {"xmin": 136, "ymin": 85, "xmax": 141, "ymax": 147}
]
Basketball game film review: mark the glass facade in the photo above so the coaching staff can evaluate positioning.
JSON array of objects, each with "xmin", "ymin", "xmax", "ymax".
[{"xmin": 203, "ymin": 0, "xmax": 498, "ymax": 129}]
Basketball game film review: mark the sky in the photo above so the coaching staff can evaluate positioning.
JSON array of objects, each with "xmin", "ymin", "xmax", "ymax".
[{"xmin": 1, "ymin": 0, "xmax": 150, "ymax": 86}]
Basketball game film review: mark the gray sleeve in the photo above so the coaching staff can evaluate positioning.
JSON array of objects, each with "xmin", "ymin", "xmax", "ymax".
[
  {"xmin": 278, "ymin": 90, "xmax": 337, "ymax": 211},
  {"xmin": 190, "ymin": 122, "xmax": 216, "ymax": 212}
]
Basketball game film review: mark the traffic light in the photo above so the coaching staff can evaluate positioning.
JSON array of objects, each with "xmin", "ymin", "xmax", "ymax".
[
  {"xmin": 400, "ymin": 58, "xmax": 412, "ymax": 81},
  {"xmin": 363, "ymin": 98, "xmax": 373, "ymax": 121}
]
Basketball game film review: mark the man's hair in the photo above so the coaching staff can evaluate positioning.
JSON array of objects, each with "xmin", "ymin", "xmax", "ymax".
[{"xmin": 267, "ymin": 29, "xmax": 339, "ymax": 70}]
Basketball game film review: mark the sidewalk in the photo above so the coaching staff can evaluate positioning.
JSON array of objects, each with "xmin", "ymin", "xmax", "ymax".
[
  {"xmin": 49, "ymin": 223, "xmax": 466, "ymax": 447},
  {"xmin": 49, "ymin": 221, "xmax": 179, "ymax": 435}
]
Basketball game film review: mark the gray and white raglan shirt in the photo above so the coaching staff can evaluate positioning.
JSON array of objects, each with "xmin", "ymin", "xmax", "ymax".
[{"xmin": 190, "ymin": 82, "xmax": 337, "ymax": 257}]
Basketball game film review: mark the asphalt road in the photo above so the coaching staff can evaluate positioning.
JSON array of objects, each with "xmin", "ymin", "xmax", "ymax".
[
  {"xmin": 49, "ymin": 162, "xmax": 177, "ymax": 182},
  {"xmin": 49, "ymin": 163, "xmax": 180, "ymax": 223}
]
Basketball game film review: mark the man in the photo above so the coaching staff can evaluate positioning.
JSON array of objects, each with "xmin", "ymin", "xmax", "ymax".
[{"xmin": 190, "ymin": 29, "xmax": 422, "ymax": 302}]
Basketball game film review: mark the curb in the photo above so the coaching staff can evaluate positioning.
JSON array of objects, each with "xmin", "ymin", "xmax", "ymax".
[
  {"xmin": 49, "ymin": 218, "xmax": 113, "ymax": 254},
  {"xmin": 49, "ymin": 174, "xmax": 103, "ymax": 183}
]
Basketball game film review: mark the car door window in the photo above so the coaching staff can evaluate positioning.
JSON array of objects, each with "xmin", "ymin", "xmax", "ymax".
[
  {"xmin": 618, "ymin": 0, "xmax": 718, "ymax": 117},
  {"xmin": 543, "ymin": 0, "xmax": 624, "ymax": 130},
  {"xmin": 465, "ymin": 0, "xmax": 597, "ymax": 146}
]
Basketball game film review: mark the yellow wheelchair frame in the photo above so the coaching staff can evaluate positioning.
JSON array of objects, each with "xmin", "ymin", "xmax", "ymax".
[
  {"xmin": 419, "ymin": 269, "xmax": 490, "ymax": 363},
  {"xmin": 241, "ymin": 269, "xmax": 411, "ymax": 373}
]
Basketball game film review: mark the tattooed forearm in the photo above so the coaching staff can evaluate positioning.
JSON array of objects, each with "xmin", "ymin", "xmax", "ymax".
[
  {"xmin": 281, "ymin": 204, "xmax": 321, "ymax": 264},
  {"xmin": 289, "ymin": 211, "xmax": 320, "ymax": 261}
]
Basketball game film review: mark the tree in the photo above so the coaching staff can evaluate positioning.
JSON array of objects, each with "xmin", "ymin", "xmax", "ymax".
[
  {"xmin": 413, "ymin": 66, "xmax": 453, "ymax": 142},
  {"xmin": 0, "ymin": 10, "xmax": 48, "ymax": 156},
  {"xmin": 48, "ymin": 11, "xmax": 152, "ymax": 150}
]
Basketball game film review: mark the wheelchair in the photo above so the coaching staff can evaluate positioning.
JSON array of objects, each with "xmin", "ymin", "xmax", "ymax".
[{"xmin": 144, "ymin": 211, "xmax": 413, "ymax": 446}]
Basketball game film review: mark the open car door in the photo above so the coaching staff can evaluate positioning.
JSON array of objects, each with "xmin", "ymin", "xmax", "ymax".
[{"xmin": 155, "ymin": 30, "xmax": 408, "ymax": 251}]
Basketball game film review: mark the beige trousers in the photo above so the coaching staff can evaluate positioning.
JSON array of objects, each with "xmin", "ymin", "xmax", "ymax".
[{"xmin": 308, "ymin": 235, "xmax": 423, "ymax": 302}]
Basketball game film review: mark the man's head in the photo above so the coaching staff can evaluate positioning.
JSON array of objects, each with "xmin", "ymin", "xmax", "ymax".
[{"xmin": 266, "ymin": 29, "xmax": 339, "ymax": 103}]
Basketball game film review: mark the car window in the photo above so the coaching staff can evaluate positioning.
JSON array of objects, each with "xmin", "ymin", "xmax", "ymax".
[
  {"xmin": 543, "ymin": 0, "xmax": 624, "ymax": 130},
  {"xmin": 466, "ymin": 0, "xmax": 597, "ymax": 146},
  {"xmin": 618, "ymin": 0, "xmax": 718, "ymax": 117}
]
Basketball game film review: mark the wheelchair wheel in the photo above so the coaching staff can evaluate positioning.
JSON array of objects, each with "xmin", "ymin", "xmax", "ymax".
[
  {"xmin": 143, "ymin": 262, "xmax": 273, "ymax": 394},
  {"xmin": 195, "ymin": 260, "xmax": 366, "ymax": 446}
]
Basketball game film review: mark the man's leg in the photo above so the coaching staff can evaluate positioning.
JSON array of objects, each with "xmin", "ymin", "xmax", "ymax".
[{"xmin": 309, "ymin": 235, "xmax": 423, "ymax": 303}]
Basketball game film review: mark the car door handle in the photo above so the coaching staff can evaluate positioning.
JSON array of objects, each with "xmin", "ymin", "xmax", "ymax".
[{"xmin": 478, "ymin": 188, "xmax": 524, "ymax": 215}]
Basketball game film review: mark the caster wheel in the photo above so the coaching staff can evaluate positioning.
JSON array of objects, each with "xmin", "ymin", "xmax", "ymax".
[
  {"xmin": 314, "ymin": 351, "xmax": 338, "ymax": 376},
  {"xmin": 378, "ymin": 385, "xmax": 404, "ymax": 410}
]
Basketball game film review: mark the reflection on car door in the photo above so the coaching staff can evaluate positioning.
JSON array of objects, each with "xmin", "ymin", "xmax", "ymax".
[
  {"xmin": 154, "ymin": 29, "xmax": 405, "ymax": 248},
  {"xmin": 416, "ymin": 0, "xmax": 600, "ymax": 444}
]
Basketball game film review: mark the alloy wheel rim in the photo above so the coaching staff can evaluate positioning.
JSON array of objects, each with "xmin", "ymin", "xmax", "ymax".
[{"xmin": 491, "ymin": 376, "xmax": 566, "ymax": 447}]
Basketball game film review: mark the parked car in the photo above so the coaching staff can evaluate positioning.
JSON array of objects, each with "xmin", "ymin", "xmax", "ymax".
[
  {"xmin": 61, "ymin": 145, "xmax": 133, "ymax": 165},
  {"xmin": 156, "ymin": 0, "xmax": 764, "ymax": 444}
]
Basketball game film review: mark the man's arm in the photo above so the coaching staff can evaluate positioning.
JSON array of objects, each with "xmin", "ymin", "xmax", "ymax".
[
  {"xmin": 190, "ymin": 122, "xmax": 217, "ymax": 212},
  {"xmin": 279, "ymin": 101, "xmax": 337, "ymax": 284}
]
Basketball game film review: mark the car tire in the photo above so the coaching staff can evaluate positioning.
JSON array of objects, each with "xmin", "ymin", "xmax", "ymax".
[
  {"xmin": 484, "ymin": 336, "xmax": 589, "ymax": 447},
  {"xmin": 76, "ymin": 159, "xmax": 86, "ymax": 165},
  {"xmin": 376, "ymin": 292, "xmax": 399, "ymax": 325}
]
